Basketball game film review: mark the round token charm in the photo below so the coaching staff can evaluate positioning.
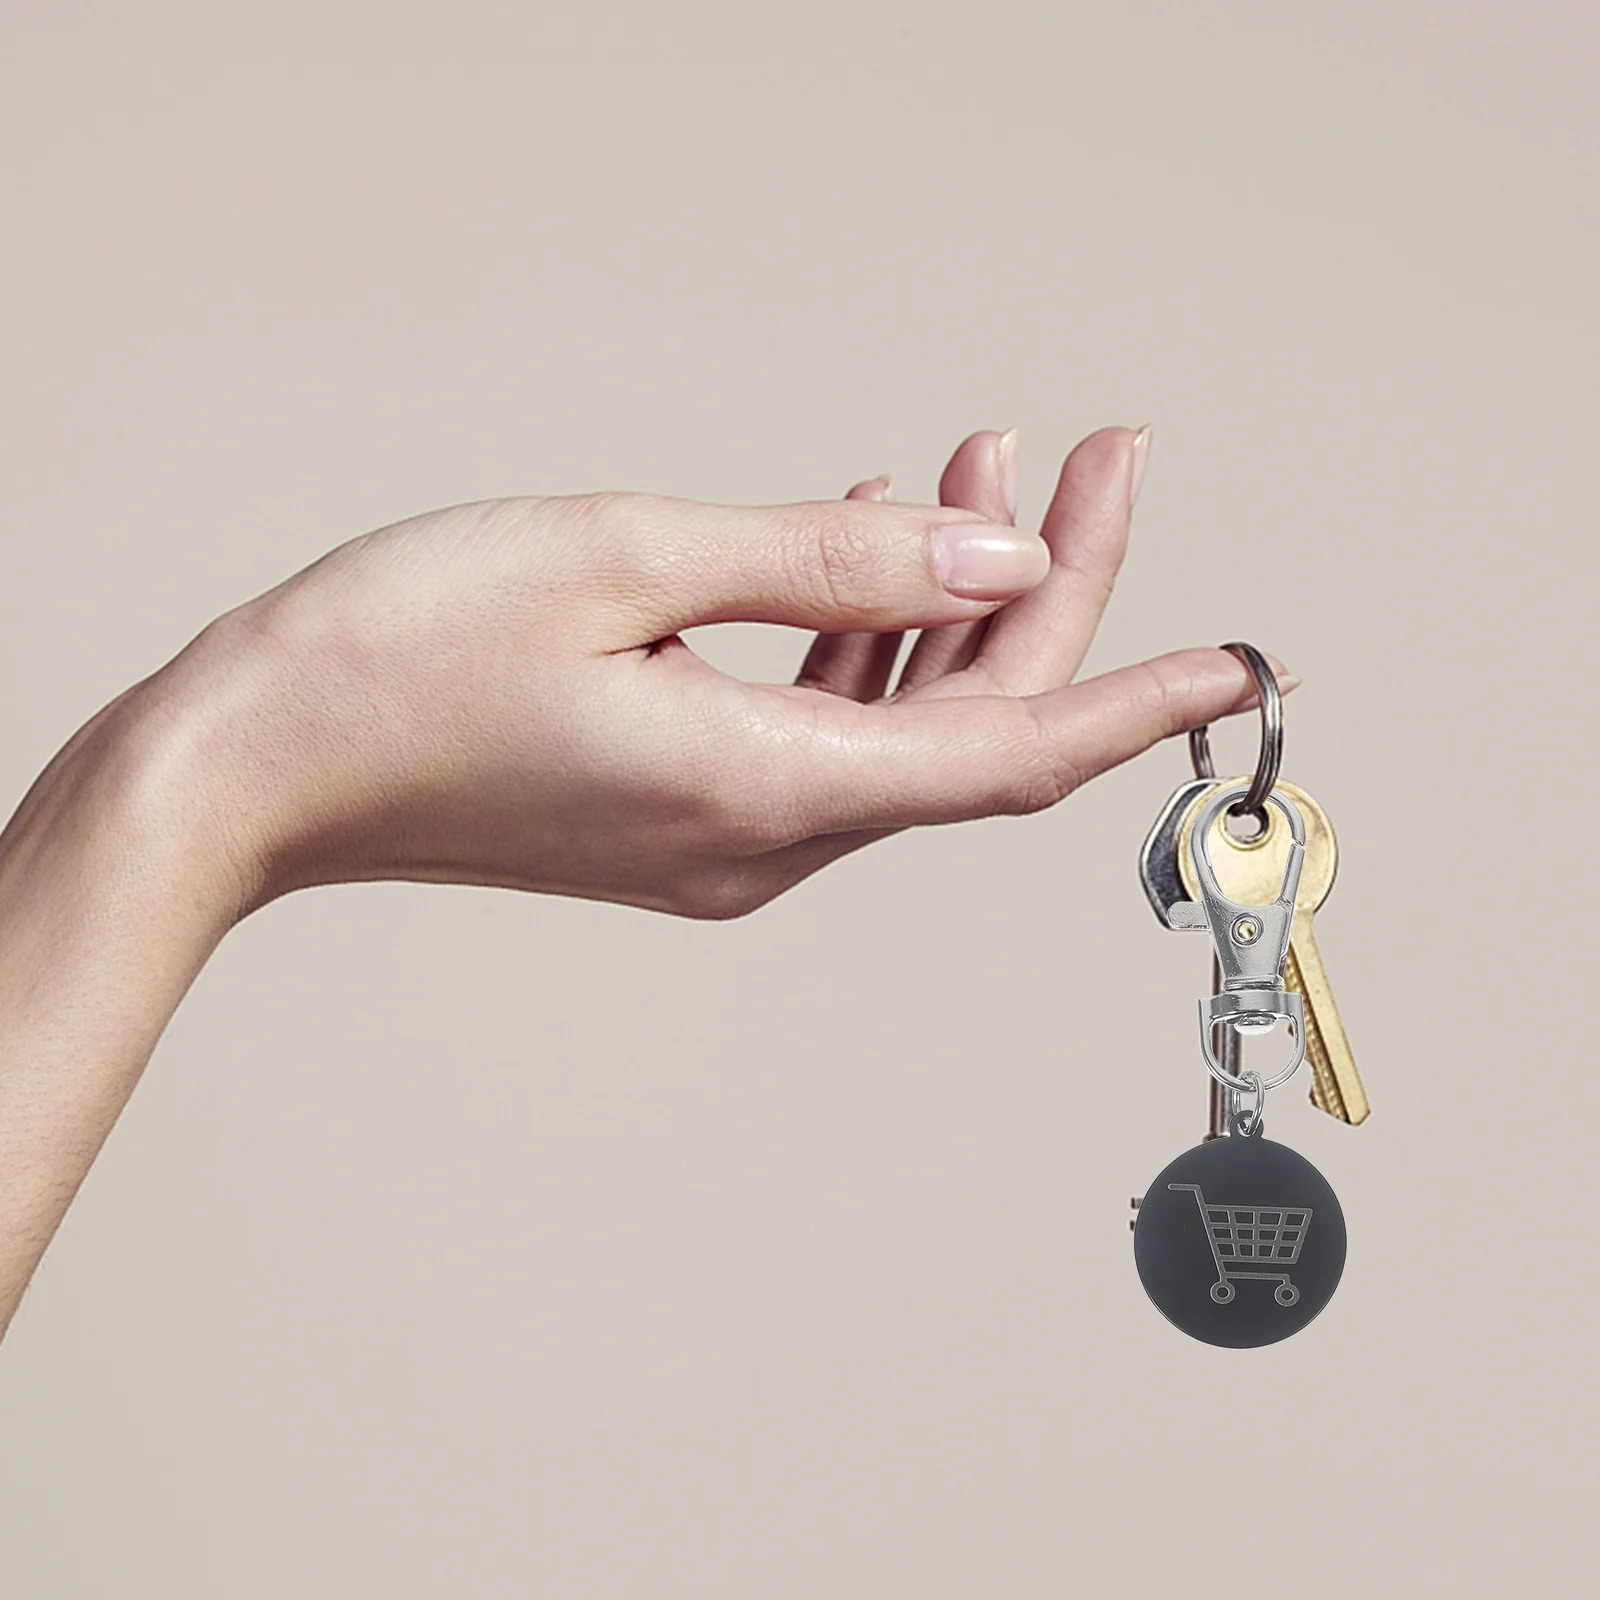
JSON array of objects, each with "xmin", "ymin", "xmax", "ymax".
[{"xmin": 1134, "ymin": 1133, "xmax": 1345, "ymax": 1347}]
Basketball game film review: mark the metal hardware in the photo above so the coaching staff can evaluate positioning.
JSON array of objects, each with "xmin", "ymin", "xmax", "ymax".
[
  {"xmin": 1197, "ymin": 999, "xmax": 1305, "ymax": 1093},
  {"xmin": 1138, "ymin": 776, "xmax": 1216, "ymax": 930},
  {"xmin": 1205, "ymin": 953, "xmax": 1241, "ymax": 1140},
  {"xmin": 1188, "ymin": 641, "xmax": 1283, "ymax": 822},
  {"xmin": 1186, "ymin": 785, "xmax": 1303, "ymax": 992},
  {"xmin": 1187, "ymin": 782, "xmax": 1309, "ymax": 1095},
  {"xmin": 1176, "ymin": 778, "xmax": 1371, "ymax": 1125},
  {"xmin": 1231, "ymin": 1069, "xmax": 1266, "ymax": 1138}
]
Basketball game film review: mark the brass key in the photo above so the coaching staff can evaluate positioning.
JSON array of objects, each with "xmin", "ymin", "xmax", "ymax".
[{"xmin": 1176, "ymin": 778, "xmax": 1369, "ymax": 1125}]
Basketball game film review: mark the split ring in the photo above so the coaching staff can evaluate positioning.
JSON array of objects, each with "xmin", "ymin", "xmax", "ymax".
[
  {"xmin": 1232, "ymin": 1071, "xmax": 1266, "ymax": 1138},
  {"xmin": 1187, "ymin": 641, "xmax": 1283, "ymax": 821}
]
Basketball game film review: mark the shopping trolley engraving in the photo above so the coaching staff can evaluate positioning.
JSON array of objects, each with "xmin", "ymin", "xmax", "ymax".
[{"xmin": 1168, "ymin": 1183, "xmax": 1312, "ymax": 1306}]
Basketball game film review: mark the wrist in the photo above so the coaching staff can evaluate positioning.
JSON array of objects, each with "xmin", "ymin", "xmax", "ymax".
[
  {"xmin": 0, "ymin": 642, "xmax": 269, "ymax": 1333},
  {"xmin": 19, "ymin": 633, "xmax": 277, "ymax": 940}
]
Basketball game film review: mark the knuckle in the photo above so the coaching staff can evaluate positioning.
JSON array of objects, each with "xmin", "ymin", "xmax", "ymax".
[
  {"xmin": 200, "ymin": 578, "xmax": 346, "ymax": 680},
  {"xmin": 1149, "ymin": 659, "xmax": 1194, "ymax": 740},
  {"xmin": 1121, "ymin": 658, "xmax": 1188, "ymax": 743},
  {"xmin": 560, "ymin": 490, "xmax": 656, "ymax": 561},
  {"xmin": 702, "ymin": 719, "xmax": 819, "ymax": 851},
  {"xmin": 548, "ymin": 492, "xmax": 697, "ymax": 611},
  {"xmin": 1006, "ymin": 705, "xmax": 1085, "ymax": 814},
  {"xmin": 668, "ymin": 868, "xmax": 774, "ymax": 922},
  {"xmin": 661, "ymin": 761, "xmax": 809, "ymax": 861},
  {"xmin": 1059, "ymin": 547, "xmax": 1119, "ymax": 612},
  {"xmin": 708, "ymin": 782, "xmax": 806, "ymax": 855},
  {"xmin": 795, "ymin": 505, "xmax": 884, "ymax": 620},
  {"xmin": 564, "ymin": 488, "xmax": 647, "ymax": 532},
  {"xmin": 556, "ymin": 490, "xmax": 667, "ymax": 562}
]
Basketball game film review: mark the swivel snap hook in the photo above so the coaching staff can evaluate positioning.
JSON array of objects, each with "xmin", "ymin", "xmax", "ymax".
[{"xmin": 1187, "ymin": 782, "xmax": 1309, "ymax": 1094}]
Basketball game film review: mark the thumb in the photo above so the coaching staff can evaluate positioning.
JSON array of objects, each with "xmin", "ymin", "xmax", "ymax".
[{"xmin": 605, "ymin": 495, "xmax": 1050, "ymax": 636}]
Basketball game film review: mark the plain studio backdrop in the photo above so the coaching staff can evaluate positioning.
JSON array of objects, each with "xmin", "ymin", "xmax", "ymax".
[{"xmin": 1, "ymin": 3, "xmax": 1595, "ymax": 1596}]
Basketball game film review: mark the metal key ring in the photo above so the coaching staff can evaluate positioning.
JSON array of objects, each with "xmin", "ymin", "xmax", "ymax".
[
  {"xmin": 1187, "ymin": 641, "xmax": 1283, "ymax": 820},
  {"xmin": 1232, "ymin": 1070, "xmax": 1266, "ymax": 1138}
]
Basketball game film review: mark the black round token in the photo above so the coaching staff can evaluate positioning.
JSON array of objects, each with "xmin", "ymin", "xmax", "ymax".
[{"xmin": 1133, "ymin": 1134, "xmax": 1345, "ymax": 1348}]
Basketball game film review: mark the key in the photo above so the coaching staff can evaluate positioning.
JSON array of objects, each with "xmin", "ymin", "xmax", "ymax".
[
  {"xmin": 1176, "ymin": 778, "xmax": 1369, "ymax": 1125},
  {"xmin": 1138, "ymin": 777, "xmax": 1216, "ymax": 929},
  {"xmin": 1138, "ymin": 778, "xmax": 1245, "ymax": 1139}
]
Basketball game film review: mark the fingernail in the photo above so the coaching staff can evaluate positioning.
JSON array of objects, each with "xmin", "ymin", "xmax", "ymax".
[
  {"xmin": 997, "ymin": 427, "xmax": 1019, "ymax": 521},
  {"xmin": 878, "ymin": 473, "xmax": 897, "ymax": 502},
  {"xmin": 932, "ymin": 522, "xmax": 1050, "ymax": 599},
  {"xmin": 1130, "ymin": 424, "xmax": 1154, "ymax": 508},
  {"xmin": 1278, "ymin": 673, "xmax": 1302, "ymax": 693}
]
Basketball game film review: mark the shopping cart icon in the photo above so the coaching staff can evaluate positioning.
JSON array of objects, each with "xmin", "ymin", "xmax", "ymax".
[{"xmin": 1169, "ymin": 1183, "xmax": 1312, "ymax": 1306}]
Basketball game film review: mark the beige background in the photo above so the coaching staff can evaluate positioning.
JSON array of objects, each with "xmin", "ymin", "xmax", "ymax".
[{"xmin": 1, "ymin": 2, "xmax": 1596, "ymax": 1595}]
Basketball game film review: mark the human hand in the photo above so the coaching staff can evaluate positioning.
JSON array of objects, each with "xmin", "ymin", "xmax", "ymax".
[
  {"xmin": 0, "ymin": 423, "xmax": 1292, "ymax": 1333},
  {"xmin": 150, "ymin": 423, "xmax": 1290, "ymax": 923}
]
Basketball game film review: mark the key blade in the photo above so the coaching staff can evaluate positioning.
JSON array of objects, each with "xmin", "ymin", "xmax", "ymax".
[{"xmin": 1289, "ymin": 916, "xmax": 1370, "ymax": 1125}]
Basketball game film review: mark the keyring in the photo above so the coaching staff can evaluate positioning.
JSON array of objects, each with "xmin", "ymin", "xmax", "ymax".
[
  {"xmin": 1231, "ymin": 1070, "xmax": 1266, "ymax": 1138},
  {"xmin": 1187, "ymin": 641, "xmax": 1282, "ymax": 820}
]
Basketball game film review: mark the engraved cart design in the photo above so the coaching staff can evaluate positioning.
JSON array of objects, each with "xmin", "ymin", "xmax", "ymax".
[{"xmin": 1168, "ymin": 1183, "xmax": 1312, "ymax": 1306}]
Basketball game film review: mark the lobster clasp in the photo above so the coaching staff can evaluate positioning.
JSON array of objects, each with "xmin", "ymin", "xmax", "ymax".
[{"xmin": 1186, "ymin": 783, "xmax": 1305, "ymax": 993}]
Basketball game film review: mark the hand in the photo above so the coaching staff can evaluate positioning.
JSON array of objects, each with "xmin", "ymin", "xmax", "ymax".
[
  {"xmin": 0, "ymin": 422, "xmax": 1292, "ymax": 1334},
  {"xmin": 148, "ymin": 425, "xmax": 1289, "ymax": 923}
]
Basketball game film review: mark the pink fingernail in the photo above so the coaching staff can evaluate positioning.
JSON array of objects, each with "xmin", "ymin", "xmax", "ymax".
[
  {"xmin": 931, "ymin": 522, "xmax": 1050, "ymax": 599},
  {"xmin": 1130, "ymin": 424, "xmax": 1154, "ymax": 508},
  {"xmin": 997, "ymin": 427, "xmax": 1019, "ymax": 521}
]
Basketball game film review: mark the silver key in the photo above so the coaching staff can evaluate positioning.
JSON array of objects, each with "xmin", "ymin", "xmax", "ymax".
[
  {"xmin": 1138, "ymin": 778, "xmax": 1248, "ymax": 1138},
  {"xmin": 1138, "ymin": 777, "xmax": 1215, "ymax": 930}
]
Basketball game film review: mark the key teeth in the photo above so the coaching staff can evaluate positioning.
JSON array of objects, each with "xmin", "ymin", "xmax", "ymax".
[{"xmin": 1286, "ymin": 942, "xmax": 1371, "ymax": 1125}]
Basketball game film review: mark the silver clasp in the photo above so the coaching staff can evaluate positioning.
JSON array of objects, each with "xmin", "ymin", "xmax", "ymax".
[
  {"xmin": 1186, "ymin": 783, "xmax": 1308, "ymax": 1094},
  {"xmin": 1187, "ymin": 783, "xmax": 1304, "ymax": 991}
]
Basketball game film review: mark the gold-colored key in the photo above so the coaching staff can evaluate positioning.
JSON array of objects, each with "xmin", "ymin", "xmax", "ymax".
[{"xmin": 1176, "ymin": 778, "xmax": 1369, "ymax": 1125}]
